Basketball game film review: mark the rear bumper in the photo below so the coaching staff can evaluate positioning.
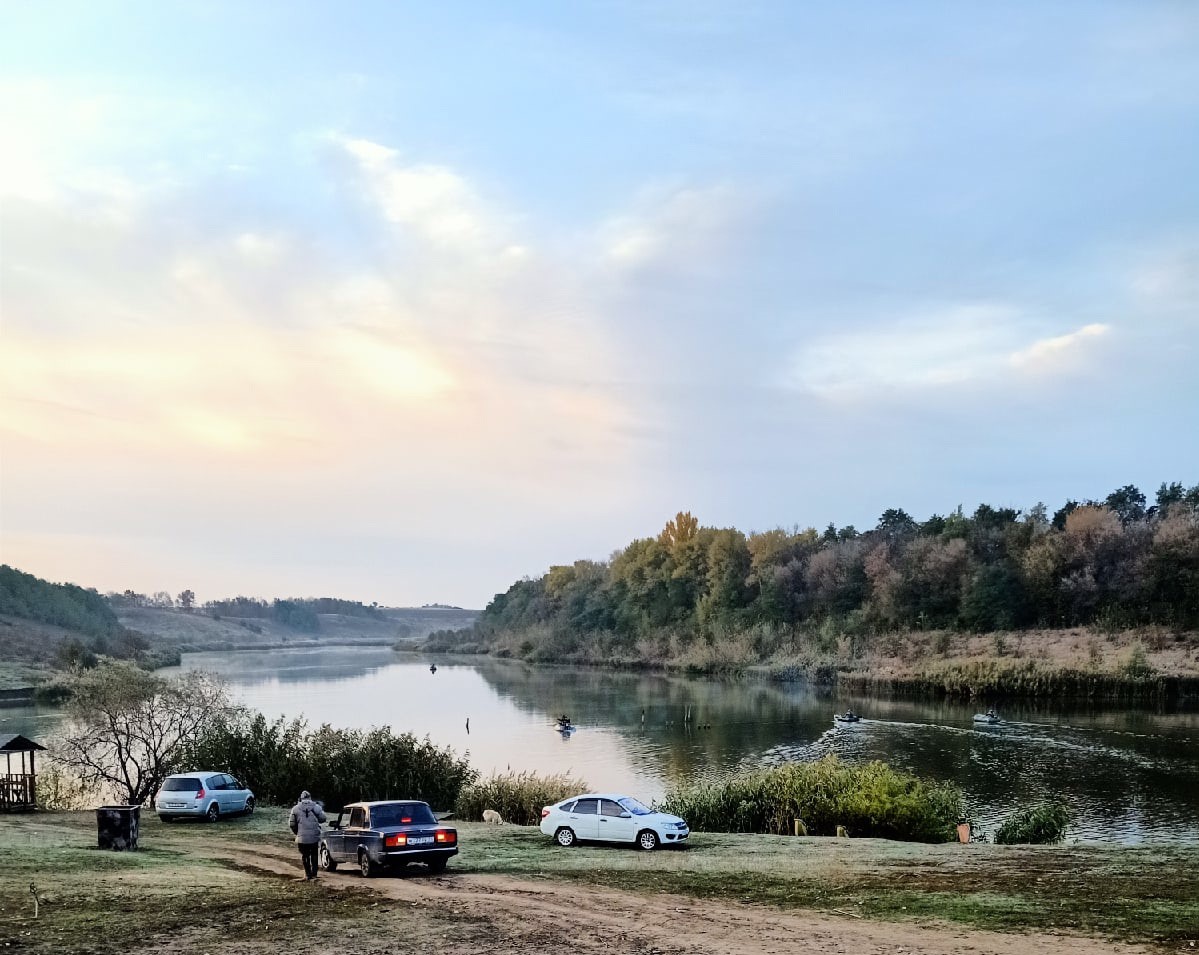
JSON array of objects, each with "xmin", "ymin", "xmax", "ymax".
[{"xmin": 375, "ymin": 846, "xmax": 458, "ymax": 865}]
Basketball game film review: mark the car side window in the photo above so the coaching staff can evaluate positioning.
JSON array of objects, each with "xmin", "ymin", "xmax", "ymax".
[
  {"xmin": 228, "ymin": 777, "xmax": 242, "ymax": 790},
  {"xmin": 218, "ymin": 775, "xmax": 234, "ymax": 790},
  {"xmin": 560, "ymin": 800, "xmax": 576, "ymax": 813},
  {"xmin": 573, "ymin": 799, "xmax": 598, "ymax": 815},
  {"xmin": 349, "ymin": 807, "xmax": 367, "ymax": 828},
  {"xmin": 207, "ymin": 776, "xmax": 224, "ymax": 790},
  {"xmin": 599, "ymin": 799, "xmax": 624, "ymax": 816}
]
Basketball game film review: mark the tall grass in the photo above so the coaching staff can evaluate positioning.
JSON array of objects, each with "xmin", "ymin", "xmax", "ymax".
[
  {"xmin": 659, "ymin": 755, "xmax": 961, "ymax": 843},
  {"xmin": 455, "ymin": 770, "xmax": 589, "ymax": 826},
  {"xmin": 994, "ymin": 800, "xmax": 1071, "ymax": 844}
]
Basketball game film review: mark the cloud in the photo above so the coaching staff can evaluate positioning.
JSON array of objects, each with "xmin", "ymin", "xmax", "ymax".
[
  {"xmin": 1008, "ymin": 323, "xmax": 1110, "ymax": 371},
  {"xmin": 599, "ymin": 183, "xmax": 753, "ymax": 274},
  {"xmin": 789, "ymin": 305, "xmax": 1112, "ymax": 399},
  {"xmin": 340, "ymin": 136, "xmax": 497, "ymax": 251}
]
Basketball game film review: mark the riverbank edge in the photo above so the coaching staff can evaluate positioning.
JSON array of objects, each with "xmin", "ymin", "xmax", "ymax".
[
  {"xmin": 0, "ymin": 639, "xmax": 402, "ymax": 706},
  {"xmin": 425, "ymin": 644, "xmax": 1199, "ymax": 705}
]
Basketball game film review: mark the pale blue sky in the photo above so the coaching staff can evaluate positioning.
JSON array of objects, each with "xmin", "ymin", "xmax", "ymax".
[{"xmin": 2, "ymin": 2, "xmax": 1196, "ymax": 606}]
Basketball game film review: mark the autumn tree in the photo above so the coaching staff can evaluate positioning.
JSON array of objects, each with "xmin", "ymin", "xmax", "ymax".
[{"xmin": 659, "ymin": 511, "xmax": 699, "ymax": 549}]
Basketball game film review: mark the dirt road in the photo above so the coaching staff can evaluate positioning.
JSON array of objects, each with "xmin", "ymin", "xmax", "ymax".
[{"xmin": 213, "ymin": 841, "xmax": 1151, "ymax": 955}]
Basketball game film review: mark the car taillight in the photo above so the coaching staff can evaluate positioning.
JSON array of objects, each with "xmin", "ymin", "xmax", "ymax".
[
  {"xmin": 540, "ymin": 807, "xmax": 550, "ymax": 819},
  {"xmin": 435, "ymin": 829, "xmax": 456, "ymax": 844},
  {"xmin": 195, "ymin": 788, "xmax": 205, "ymax": 800},
  {"xmin": 385, "ymin": 834, "xmax": 408, "ymax": 847}
]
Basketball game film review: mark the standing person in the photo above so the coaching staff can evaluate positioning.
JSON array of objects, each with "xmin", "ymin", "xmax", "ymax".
[{"xmin": 289, "ymin": 790, "xmax": 327, "ymax": 880}]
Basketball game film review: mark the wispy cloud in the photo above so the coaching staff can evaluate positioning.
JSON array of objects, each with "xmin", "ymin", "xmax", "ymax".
[{"xmin": 789, "ymin": 305, "xmax": 1112, "ymax": 399}]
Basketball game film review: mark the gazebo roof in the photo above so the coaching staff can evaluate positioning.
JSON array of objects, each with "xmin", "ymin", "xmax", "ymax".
[{"xmin": 0, "ymin": 734, "xmax": 46, "ymax": 753}]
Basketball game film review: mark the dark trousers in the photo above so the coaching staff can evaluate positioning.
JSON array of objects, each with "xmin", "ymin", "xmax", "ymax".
[{"xmin": 299, "ymin": 842, "xmax": 319, "ymax": 878}]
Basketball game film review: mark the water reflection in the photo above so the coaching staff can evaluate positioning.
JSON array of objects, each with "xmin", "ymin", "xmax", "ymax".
[{"xmin": 22, "ymin": 647, "xmax": 1199, "ymax": 845}]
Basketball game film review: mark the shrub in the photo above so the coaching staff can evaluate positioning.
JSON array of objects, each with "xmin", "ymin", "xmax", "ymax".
[
  {"xmin": 455, "ymin": 770, "xmax": 589, "ymax": 826},
  {"xmin": 659, "ymin": 755, "xmax": 961, "ymax": 843},
  {"xmin": 179, "ymin": 709, "xmax": 478, "ymax": 812},
  {"xmin": 994, "ymin": 800, "xmax": 1071, "ymax": 844}
]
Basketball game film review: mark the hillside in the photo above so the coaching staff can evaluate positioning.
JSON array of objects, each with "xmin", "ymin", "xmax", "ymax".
[{"xmin": 117, "ymin": 605, "xmax": 479, "ymax": 650}]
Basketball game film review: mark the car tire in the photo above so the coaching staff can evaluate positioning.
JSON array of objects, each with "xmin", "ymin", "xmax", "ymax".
[
  {"xmin": 319, "ymin": 843, "xmax": 338, "ymax": 872},
  {"xmin": 426, "ymin": 858, "xmax": 447, "ymax": 874},
  {"xmin": 554, "ymin": 827, "xmax": 577, "ymax": 848},
  {"xmin": 637, "ymin": 829, "xmax": 660, "ymax": 851},
  {"xmin": 158, "ymin": 814, "xmax": 175, "ymax": 823},
  {"xmin": 243, "ymin": 797, "xmax": 255, "ymax": 816},
  {"xmin": 205, "ymin": 803, "xmax": 220, "ymax": 823},
  {"xmin": 358, "ymin": 849, "xmax": 377, "ymax": 878}
]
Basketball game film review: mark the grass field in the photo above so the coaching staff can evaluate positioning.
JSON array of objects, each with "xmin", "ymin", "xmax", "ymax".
[{"xmin": 0, "ymin": 809, "xmax": 1195, "ymax": 953}]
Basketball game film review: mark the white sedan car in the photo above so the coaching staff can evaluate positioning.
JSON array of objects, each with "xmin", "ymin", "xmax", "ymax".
[{"xmin": 540, "ymin": 793, "xmax": 689, "ymax": 850}]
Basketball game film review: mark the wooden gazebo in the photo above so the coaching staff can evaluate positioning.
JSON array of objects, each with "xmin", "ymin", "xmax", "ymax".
[{"xmin": 0, "ymin": 734, "xmax": 45, "ymax": 812}]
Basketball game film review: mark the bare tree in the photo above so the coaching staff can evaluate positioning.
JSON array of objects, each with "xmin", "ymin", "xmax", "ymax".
[{"xmin": 55, "ymin": 662, "xmax": 229, "ymax": 805}]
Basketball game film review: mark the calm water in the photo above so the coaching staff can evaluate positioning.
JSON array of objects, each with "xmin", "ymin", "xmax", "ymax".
[{"xmin": 9, "ymin": 647, "xmax": 1198, "ymax": 844}]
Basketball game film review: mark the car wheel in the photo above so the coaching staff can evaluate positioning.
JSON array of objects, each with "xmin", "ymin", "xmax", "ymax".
[
  {"xmin": 205, "ymin": 803, "xmax": 220, "ymax": 823},
  {"xmin": 358, "ymin": 849, "xmax": 376, "ymax": 878},
  {"xmin": 243, "ymin": 796, "xmax": 255, "ymax": 815},
  {"xmin": 426, "ymin": 857, "xmax": 447, "ymax": 874},
  {"xmin": 637, "ymin": 829, "xmax": 660, "ymax": 851},
  {"xmin": 554, "ymin": 827, "xmax": 577, "ymax": 847},
  {"xmin": 319, "ymin": 843, "xmax": 338, "ymax": 872}
]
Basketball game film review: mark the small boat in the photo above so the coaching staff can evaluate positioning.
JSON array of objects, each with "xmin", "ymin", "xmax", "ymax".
[
  {"xmin": 973, "ymin": 713, "xmax": 1002, "ymax": 725},
  {"xmin": 555, "ymin": 715, "xmax": 575, "ymax": 731},
  {"xmin": 833, "ymin": 712, "xmax": 861, "ymax": 724}
]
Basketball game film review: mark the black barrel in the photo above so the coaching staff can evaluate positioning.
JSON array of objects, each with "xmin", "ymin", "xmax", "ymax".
[{"xmin": 96, "ymin": 805, "xmax": 141, "ymax": 850}]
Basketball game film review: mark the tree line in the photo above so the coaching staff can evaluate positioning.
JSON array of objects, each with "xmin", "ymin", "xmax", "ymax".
[{"xmin": 453, "ymin": 482, "xmax": 1199, "ymax": 662}]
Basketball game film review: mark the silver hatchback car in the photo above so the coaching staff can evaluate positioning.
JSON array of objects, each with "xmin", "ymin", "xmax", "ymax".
[{"xmin": 154, "ymin": 771, "xmax": 255, "ymax": 822}]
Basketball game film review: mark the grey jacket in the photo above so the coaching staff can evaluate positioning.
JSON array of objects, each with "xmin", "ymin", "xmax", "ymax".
[{"xmin": 289, "ymin": 798, "xmax": 327, "ymax": 844}]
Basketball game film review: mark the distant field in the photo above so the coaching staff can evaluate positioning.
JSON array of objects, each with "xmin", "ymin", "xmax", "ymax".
[{"xmin": 117, "ymin": 605, "xmax": 479, "ymax": 650}]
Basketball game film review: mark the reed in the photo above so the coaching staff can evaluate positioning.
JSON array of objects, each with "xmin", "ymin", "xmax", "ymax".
[
  {"xmin": 994, "ymin": 800, "xmax": 1071, "ymax": 844},
  {"xmin": 455, "ymin": 770, "xmax": 589, "ymax": 826},
  {"xmin": 659, "ymin": 755, "xmax": 961, "ymax": 843}
]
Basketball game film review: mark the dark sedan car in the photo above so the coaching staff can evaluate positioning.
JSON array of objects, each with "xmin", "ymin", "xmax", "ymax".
[{"xmin": 318, "ymin": 800, "xmax": 458, "ymax": 877}]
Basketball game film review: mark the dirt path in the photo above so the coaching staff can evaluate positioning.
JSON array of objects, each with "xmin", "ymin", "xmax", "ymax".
[{"xmin": 211, "ymin": 841, "xmax": 1151, "ymax": 955}]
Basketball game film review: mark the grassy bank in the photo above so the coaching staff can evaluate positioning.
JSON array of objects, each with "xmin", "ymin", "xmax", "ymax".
[{"xmin": 0, "ymin": 810, "xmax": 1195, "ymax": 952}]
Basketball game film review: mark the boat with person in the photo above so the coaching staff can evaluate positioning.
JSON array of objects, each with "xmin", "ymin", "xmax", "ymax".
[
  {"xmin": 973, "ymin": 710, "xmax": 1002, "ymax": 725},
  {"xmin": 833, "ymin": 711, "xmax": 861, "ymax": 724}
]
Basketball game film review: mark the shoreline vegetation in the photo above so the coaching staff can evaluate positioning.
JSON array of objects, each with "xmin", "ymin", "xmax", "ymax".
[{"xmin": 426, "ymin": 491, "xmax": 1199, "ymax": 703}]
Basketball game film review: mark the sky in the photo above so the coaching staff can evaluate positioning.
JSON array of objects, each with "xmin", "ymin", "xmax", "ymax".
[{"xmin": 1, "ymin": 1, "xmax": 1197, "ymax": 609}]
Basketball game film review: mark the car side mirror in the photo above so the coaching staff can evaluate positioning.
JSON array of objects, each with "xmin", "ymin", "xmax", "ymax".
[{"xmin": 620, "ymin": 811, "xmax": 632, "ymax": 818}]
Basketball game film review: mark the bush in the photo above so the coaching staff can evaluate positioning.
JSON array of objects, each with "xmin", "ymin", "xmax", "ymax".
[
  {"xmin": 659, "ymin": 755, "xmax": 961, "ymax": 843},
  {"xmin": 455, "ymin": 770, "xmax": 589, "ymax": 826},
  {"xmin": 179, "ymin": 709, "xmax": 478, "ymax": 812},
  {"xmin": 994, "ymin": 800, "xmax": 1071, "ymax": 844}
]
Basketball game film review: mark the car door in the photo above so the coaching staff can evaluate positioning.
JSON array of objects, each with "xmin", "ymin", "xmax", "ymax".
[
  {"xmin": 324, "ymin": 811, "xmax": 347, "ymax": 860},
  {"xmin": 345, "ymin": 805, "xmax": 370, "ymax": 859},
  {"xmin": 206, "ymin": 775, "xmax": 229, "ymax": 813},
  {"xmin": 566, "ymin": 798, "xmax": 600, "ymax": 840},
  {"xmin": 218, "ymin": 775, "xmax": 239, "ymax": 813},
  {"xmin": 227, "ymin": 776, "xmax": 250, "ymax": 810},
  {"xmin": 597, "ymin": 798, "xmax": 637, "ymax": 843}
]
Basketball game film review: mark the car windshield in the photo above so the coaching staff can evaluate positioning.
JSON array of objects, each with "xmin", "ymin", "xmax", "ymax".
[
  {"xmin": 162, "ymin": 778, "xmax": 202, "ymax": 792},
  {"xmin": 617, "ymin": 797, "xmax": 653, "ymax": 816},
  {"xmin": 370, "ymin": 803, "xmax": 436, "ymax": 827}
]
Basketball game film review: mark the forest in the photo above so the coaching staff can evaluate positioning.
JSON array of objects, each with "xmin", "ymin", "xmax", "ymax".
[{"xmin": 446, "ymin": 482, "xmax": 1199, "ymax": 665}]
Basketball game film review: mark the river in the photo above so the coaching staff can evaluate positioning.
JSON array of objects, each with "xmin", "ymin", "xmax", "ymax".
[{"xmin": 8, "ymin": 646, "xmax": 1197, "ymax": 844}]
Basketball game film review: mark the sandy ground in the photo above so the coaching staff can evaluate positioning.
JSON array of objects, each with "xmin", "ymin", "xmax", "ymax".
[{"xmin": 205, "ymin": 841, "xmax": 1152, "ymax": 955}]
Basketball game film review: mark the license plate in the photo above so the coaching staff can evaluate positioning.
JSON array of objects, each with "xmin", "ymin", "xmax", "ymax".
[
  {"xmin": 407, "ymin": 836, "xmax": 434, "ymax": 845},
  {"xmin": 166, "ymin": 803, "xmax": 185, "ymax": 808}
]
